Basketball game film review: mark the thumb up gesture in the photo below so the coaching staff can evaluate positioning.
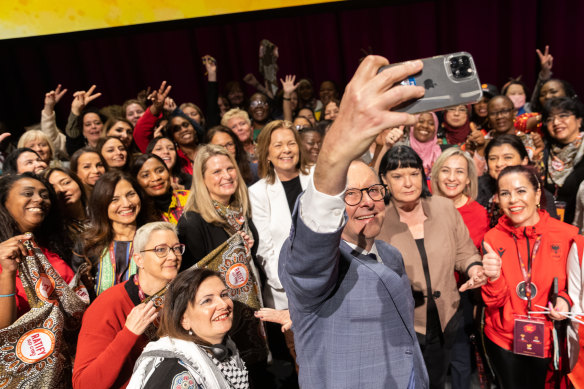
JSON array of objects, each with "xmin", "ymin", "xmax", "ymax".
[{"xmin": 482, "ymin": 242, "xmax": 502, "ymax": 281}]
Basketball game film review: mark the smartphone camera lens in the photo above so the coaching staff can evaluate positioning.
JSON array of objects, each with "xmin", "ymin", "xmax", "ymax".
[{"xmin": 450, "ymin": 55, "xmax": 472, "ymax": 80}]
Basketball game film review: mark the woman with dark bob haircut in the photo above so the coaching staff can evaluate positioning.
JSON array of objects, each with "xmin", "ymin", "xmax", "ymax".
[
  {"xmin": 127, "ymin": 268, "xmax": 248, "ymax": 388},
  {"xmin": 75, "ymin": 170, "xmax": 156, "ymax": 295},
  {"xmin": 378, "ymin": 145, "xmax": 485, "ymax": 388}
]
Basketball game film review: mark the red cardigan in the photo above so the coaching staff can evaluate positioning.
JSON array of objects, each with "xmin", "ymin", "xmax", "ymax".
[
  {"xmin": 73, "ymin": 278, "xmax": 149, "ymax": 389},
  {"xmin": 482, "ymin": 210, "xmax": 578, "ymax": 357},
  {"xmin": 457, "ymin": 200, "xmax": 489, "ymax": 249}
]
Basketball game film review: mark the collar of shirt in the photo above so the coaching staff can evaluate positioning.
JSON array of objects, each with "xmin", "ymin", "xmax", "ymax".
[{"xmin": 344, "ymin": 240, "xmax": 381, "ymax": 263}]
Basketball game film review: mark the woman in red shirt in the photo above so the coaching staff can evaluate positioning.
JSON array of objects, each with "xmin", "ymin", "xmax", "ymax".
[
  {"xmin": 482, "ymin": 165, "xmax": 578, "ymax": 388},
  {"xmin": 0, "ymin": 172, "xmax": 75, "ymax": 327}
]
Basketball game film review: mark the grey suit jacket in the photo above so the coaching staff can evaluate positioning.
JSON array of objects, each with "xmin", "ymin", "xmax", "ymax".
[{"xmin": 279, "ymin": 202, "xmax": 428, "ymax": 389}]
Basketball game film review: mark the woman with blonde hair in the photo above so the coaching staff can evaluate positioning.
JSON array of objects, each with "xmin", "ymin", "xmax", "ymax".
[
  {"xmin": 177, "ymin": 144, "xmax": 270, "ymax": 387},
  {"xmin": 222, "ymin": 108, "xmax": 257, "ymax": 162},
  {"xmin": 178, "ymin": 144, "xmax": 252, "ymax": 269},
  {"xmin": 17, "ymin": 129, "xmax": 59, "ymax": 167}
]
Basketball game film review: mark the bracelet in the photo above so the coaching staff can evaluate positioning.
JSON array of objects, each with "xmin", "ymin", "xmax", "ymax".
[
  {"xmin": 283, "ymin": 97, "xmax": 291, "ymax": 101},
  {"xmin": 0, "ymin": 293, "xmax": 16, "ymax": 298}
]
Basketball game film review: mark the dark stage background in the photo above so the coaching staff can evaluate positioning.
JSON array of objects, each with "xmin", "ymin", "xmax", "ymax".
[{"xmin": 0, "ymin": 0, "xmax": 582, "ymax": 135}]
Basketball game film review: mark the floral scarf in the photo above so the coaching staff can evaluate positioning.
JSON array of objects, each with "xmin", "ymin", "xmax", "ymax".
[{"xmin": 212, "ymin": 201, "xmax": 251, "ymax": 237}]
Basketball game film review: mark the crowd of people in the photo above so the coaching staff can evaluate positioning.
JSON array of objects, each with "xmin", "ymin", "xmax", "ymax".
[{"xmin": 1, "ymin": 44, "xmax": 584, "ymax": 389}]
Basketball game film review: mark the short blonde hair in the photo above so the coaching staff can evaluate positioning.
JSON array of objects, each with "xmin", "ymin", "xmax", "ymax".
[
  {"xmin": 184, "ymin": 144, "xmax": 251, "ymax": 225},
  {"xmin": 17, "ymin": 130, "xmax": 55, "ymax": 162},
  {"xmin": 256, "ymin": 120, "xmax": 308, "ymax": 185},
  {"xmin": 221, "ymin": 108, "xmax": 251, "ymax": 128},
  {"xmin": 431, "ymin": 147, "xmax": 478, "ymax": 201}
]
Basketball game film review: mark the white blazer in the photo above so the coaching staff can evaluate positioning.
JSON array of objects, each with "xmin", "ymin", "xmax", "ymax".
[
  {"xmin": 567, "ymin": 241, "xmax": 583, "ymax": 369},
  {"xmin": 249, "ymin": 170, "xmax": 312, "ymax": 309}
]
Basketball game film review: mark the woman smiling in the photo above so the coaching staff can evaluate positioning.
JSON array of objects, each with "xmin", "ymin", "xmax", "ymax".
[
  {"xmin": 127, "ymin": 268, "xmax": 248, "ymax": 389},
  {"xmin": 481, "ymin": 165, "xmax": 578, "ymax": 388},
  {"xmin": 132, "ymin": 154, "xmax": 189, "ymax": 225},
  {"xmin": 378, "ymin": 145, "xmax": 485, "ymax": 388},
  {"xmin": 77, "ymin": 171, "xmax": 155, "ymax": 295}
]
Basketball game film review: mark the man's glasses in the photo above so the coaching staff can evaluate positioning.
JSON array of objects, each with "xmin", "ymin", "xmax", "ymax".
[
  {"xmin": 344, "ymin": 184, "xmax": 387, "ymax": 206},
  {"xmin": 141, "ymin": 244, "xmax": 186, "ymax": 258}
]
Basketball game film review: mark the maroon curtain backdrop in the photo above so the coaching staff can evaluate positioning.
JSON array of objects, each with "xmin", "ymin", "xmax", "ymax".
[{"xmin": 0, "ymin": 0, "xmax": 582, "ymax": 136}]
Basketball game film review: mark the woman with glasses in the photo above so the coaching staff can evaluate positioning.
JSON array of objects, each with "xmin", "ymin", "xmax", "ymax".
[
  {"xmin": 439, "ymin": 104, "xmax": 472, "ymax": 146},
  {"xmin": 378, "ymin": 145, "xmax": 485, "ymax": 389},
  {"xmin": 248, "ymin": 93, "xmax": 272, "ymax": 141},
  {"xmin": 542, "ymin": 96, "xmax": 584, "ymax": 224},
  {"xmin": 73, "ymin": 222, "xmax": 184, "ymax": 389},
  {"xmin": 206, "ymin": 126, "xmax": 258, "ymax": 185}
]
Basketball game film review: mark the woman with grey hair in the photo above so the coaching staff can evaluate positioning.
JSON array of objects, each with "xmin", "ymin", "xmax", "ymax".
[{"xmin": 73, "ymin": 222, "xmax": 184, "ymax": 389}]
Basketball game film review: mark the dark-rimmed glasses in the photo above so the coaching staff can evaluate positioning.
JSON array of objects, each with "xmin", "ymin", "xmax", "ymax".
[
  {"xmin": 141, "ymin": 244, "xmax": 186, "ymax": 258},
  {"xmin": 344, "ymin": 184, "xmax": 387, "ymax": 206}
]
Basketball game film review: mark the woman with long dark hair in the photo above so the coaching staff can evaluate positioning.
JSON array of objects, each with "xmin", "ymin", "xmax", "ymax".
[{"xmin": 78, "ymin": 171, "xmax": 155, "ymax": 295}]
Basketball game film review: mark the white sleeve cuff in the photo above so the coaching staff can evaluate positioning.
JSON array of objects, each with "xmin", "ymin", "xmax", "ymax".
[{"xmin": 299, "ymin": 176, "xmax": 346, "ymax": 233}]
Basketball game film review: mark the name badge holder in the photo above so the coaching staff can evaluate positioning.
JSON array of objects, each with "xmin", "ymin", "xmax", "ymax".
[{"xmin": 512, "ymin": 235, "xmax": 546, "ymax": 358}]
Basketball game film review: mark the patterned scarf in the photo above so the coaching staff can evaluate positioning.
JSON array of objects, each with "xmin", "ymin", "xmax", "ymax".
[
  {"xmin": 207, "ymin": 351, "xmax": 249, "ymax": 389},
  {"xmin": 548, "ymin": 133, "xmax": 584, "ymax": 187},
  {"xmin": 161, "ymin": 190, "xmax": 189, "ymax": 225},
  {"xmin": 0, "ymin": 236, "xmax": 89, "ymax": 388},
  {"xmin": 212, "ymin": 201, "xmax": 251, "ymax": 237},
  {"xmin": 95, "ymin": 241, "xmax": 137, "ymax": 296}
]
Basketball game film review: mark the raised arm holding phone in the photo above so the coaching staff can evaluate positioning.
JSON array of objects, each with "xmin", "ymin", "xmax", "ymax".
[{"xmin": 278, "ymin": 56, "xmax": 430, "ymax": 388}]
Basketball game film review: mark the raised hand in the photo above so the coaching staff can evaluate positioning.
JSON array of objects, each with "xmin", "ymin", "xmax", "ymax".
[
  {"xmin": 163, "ymin": 97, "xmax": 176, "ymax": 114},
  {"xmin": 202, "ymin": 55, "xmax": 217, "ymax": 82},
  {"xmin": 243, "ymin": 73, "xmax": 260, "ymax": 88},
  {"xmin": 280, "ymin": 75, "xmax": 299, "ymax": 98},
  {"xmin": 124, "ymin": 300, "xmax": 158, "ymax": 335},
  {"xmin": 315, "ymin": 56, "xmax": 424, "ymax": 196},
  {"xmin": 383, "ymin": 126, "xmax": 405, "ymax": 149},
  {"xmin": 148, "ymin": 81, "xmax": 172, "ymax": 116},
  {"xmin": 536, "ymin": 45, "xmax": 553, "ymax": 79},
  {"xmin": 0, "ymin": 133, "xmax": 11, "ymax": 145},
  {"xmin": 71, "ymin": 85, "xmax": 102, "ymax": 116},
  {"xmin": 44, "ymin": 84, "xmax": 68, "ymax": 114},
  {"xmin": 254, "ymin": 308, "xmax": 292, "ymax": 332},
  {"xmin": 482, "ymin": 242, "xmax": 502, "ymax": 281},
  {"xmin": 465, "ymin": 123, "xmax": 486, "ymax": 153}
]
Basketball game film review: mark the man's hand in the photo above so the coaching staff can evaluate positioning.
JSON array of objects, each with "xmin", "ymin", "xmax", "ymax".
[{"xmin": 315, "ymin": 56, "xmax": 424, "ymax": 195}]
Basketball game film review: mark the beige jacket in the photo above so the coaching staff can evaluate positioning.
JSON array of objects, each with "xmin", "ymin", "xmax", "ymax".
[{"xmin": 379, "ymin": 195, "xmax": 481, "ymax": 335}]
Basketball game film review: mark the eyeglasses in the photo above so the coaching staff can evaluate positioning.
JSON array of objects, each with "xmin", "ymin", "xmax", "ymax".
[
  {"xmin": 344, "ymin": 184, "xmax": 387, "ymax": 206},
  {"xmin": 219, "ymin": 142, "xmax": 235, "ymax": 149},
  {"xmin": 141, "ymin": 244, "xmax": 186, "ymax": 258},
  {"xmin": 545, "ymin": 112, "xmax": 574, "ymax": 126},
  {"xmin": 488, "ymin": 108, "xmax": 514, "ymax": 118},
  {"xmin": 250, "ymin": 100, "xmax": 268, "ymax": 108}
]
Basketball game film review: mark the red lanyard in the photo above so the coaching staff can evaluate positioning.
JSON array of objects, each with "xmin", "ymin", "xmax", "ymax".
[{"xmin": 513, "ymin": 234, "xmax": 541, "ymax": 311}]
